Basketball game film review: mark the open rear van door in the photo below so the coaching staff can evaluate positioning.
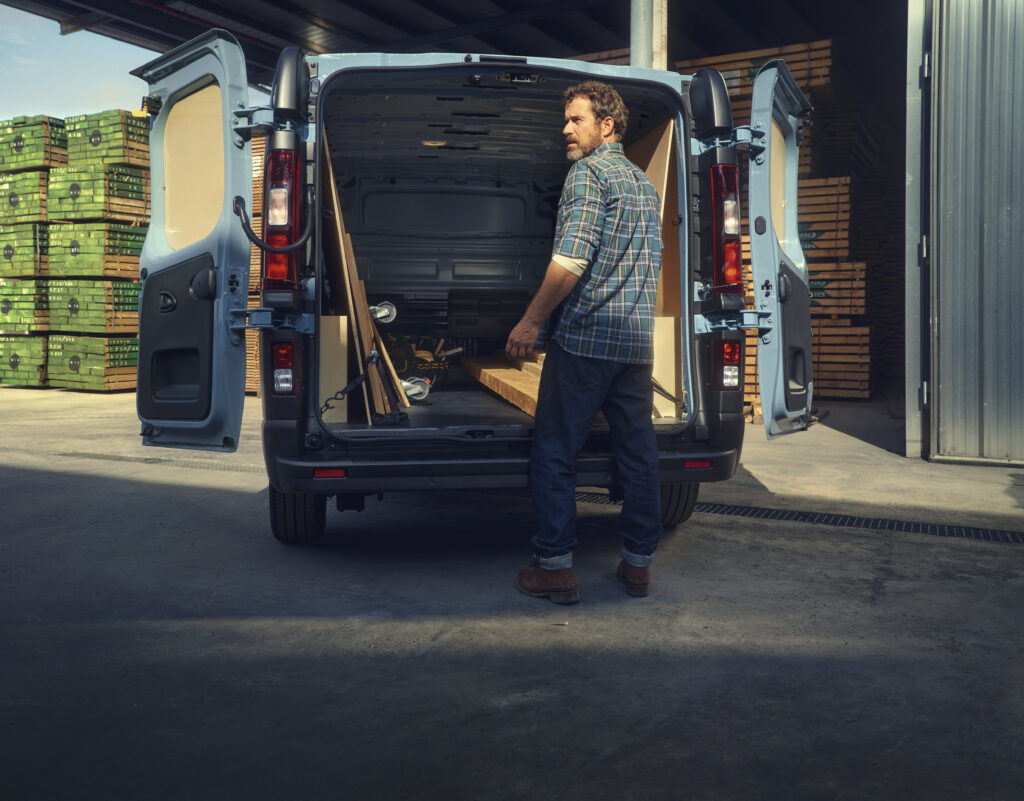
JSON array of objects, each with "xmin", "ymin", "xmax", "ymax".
[
  {"xmin": 748, "ymin": 60, "xmax": 815, "ymax": 439},
  {"xmin": 133, "ymin": 30, "xmax": 252, "ymax": 451}
]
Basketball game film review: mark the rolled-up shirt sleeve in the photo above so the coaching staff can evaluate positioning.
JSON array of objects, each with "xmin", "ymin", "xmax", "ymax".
[
  {"xmin": 551, "ymin": 253, "xmax": 589, "ymax": 277},
  {"xmin": 552, "ymin": 162, "xmax": 604, "ymax": 264}
]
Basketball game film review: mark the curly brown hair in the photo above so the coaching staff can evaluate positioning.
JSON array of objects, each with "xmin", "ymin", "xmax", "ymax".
[{"xmin": 562, "ymin": 80, "xmax": 629, "ymax": 139}]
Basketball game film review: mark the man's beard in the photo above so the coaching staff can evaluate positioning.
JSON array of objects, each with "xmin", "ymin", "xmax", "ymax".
[{"xmin": 566, "ymin": 132, "xmax": 601, "ymax": 162}]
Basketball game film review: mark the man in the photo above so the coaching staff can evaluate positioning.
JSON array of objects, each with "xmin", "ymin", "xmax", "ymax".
[{"xmin": 506, "ymin": 80, "xmax": 663, "ymax": 604}]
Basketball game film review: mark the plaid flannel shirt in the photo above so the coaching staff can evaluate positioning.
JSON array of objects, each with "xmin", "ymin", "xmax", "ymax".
[{"xmin": 550, "ymin": 142, "xmax": 662, "ymax": 364}]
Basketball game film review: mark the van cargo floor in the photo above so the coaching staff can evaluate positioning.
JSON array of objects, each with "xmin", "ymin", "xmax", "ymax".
[{"xmin": 403, "ymin": 388, "xmax": 535, "ymax": 428}]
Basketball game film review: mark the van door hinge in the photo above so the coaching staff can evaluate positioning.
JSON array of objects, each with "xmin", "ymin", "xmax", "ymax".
[
  {"xmin": 232, "ymin": 106, "xmax": 275, "ymax": 143},
  {"xmin": 921, "ymin": 52, "xmax": 931, "ymax": 83},
  {"xmin": 694, "ymin": 125, "xmax": 766, "ymax": 160},
  {"xmin": 228, "ymin": 307, "xmax": 315, "ymax": 334},
  {"xmin": 694, "ymin": 309, "xmax": 771, "ymax": 335},
  {"xmin": 919, "ymin": 234, "xmax": 929, "ymax": 267}
]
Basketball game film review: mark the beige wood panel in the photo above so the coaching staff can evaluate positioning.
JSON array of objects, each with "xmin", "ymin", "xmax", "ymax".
[
  {"xmin": 163, "ymin": 83, "xmax": 224, "ymax": 251},
  {"xmin": 319, "ymin": 315, "xmax": 349, "ymax": 424},
  {"xmin": 652, "ymin": 315, "xmax": 683, "ymax": 418}
]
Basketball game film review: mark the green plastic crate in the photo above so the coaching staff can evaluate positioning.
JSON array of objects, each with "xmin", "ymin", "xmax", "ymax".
[
  {"xmin": 47, "ymin": 333, "xmax": 137, "ymax": 390},
  {"xmin": 0, "ymin": 277, "xmax": 49, "ymax": 333},
  {"xmin": 0, "ymin": 116, "xmax": 68, "ymax": 173},
  {"xmin": 65, "ymin": 110, "xmax": 149, "ymax": 168},
  {"xmin": 47, "ymin": 165, "xmax": 150, "ymax": 223},
  {"xmin": 48, "ymin": 222, "xmax": 146, "ymax": 279},
  {"xmin": 46, "ymin": 278, "xmax": 139, "ymax": 334},
  {"xmin": 0, "ymin": 171, "xmax": 48, "ymax": 223},
  {"xmin": 0, "ymin": 223, "xmax": 49, "ymax": 277},
  {"xmin": 0, "ymin": 334, "xmax": 47, "ymax": 386}
]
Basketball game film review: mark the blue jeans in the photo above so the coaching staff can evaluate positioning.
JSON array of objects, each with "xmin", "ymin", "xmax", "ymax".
[{"xmin": 530, "ymin": 341, "xmax": 662, "ymax": 569}]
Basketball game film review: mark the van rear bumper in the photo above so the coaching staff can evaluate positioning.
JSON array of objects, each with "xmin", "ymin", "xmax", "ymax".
[{"xmin": 266, "ymin": 437, "xmax": 739, "ymax": 494}]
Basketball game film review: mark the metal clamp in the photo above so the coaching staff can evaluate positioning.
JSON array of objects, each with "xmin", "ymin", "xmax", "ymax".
[{"xmin": 231, "ymin": 106, "xmax": 275, "ymax": 142}]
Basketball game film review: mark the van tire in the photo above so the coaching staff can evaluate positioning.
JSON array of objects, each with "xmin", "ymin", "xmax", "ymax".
[
  {"xmin": 660, "ymin": 482, "xmax": 699, "ymax": 528},
  {"xmin": 269, "ymin": 486, "xmax": 327, "ymax": 544}
]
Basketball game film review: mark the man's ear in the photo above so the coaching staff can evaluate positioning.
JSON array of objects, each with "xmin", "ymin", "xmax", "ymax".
[{"xmin": 601, "ymin": 115, "xmax": 615, "ymax": 140}]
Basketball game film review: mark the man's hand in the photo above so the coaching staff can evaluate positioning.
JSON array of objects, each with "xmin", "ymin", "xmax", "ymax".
[
  {"xmin": 504, "ymin": 259, "xmax": 581, "ymax": 362},
  {"xmin": 506, "ymin": 318, "xmax": 541, "ymax": 360}
]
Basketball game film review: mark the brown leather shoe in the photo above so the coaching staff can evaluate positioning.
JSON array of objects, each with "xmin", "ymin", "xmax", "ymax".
[
  {"xmin": 516, "ymin": 565, "xmax": 580, "ymax": 605},
  {"xmin": 617, "ymin": 560, "xmax": 651, "ymax": 597}
]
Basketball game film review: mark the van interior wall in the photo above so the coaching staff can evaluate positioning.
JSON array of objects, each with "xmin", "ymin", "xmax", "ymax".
[{"xmin": 317, "ymin": 68, "xmax": 682, "ymax": 426}]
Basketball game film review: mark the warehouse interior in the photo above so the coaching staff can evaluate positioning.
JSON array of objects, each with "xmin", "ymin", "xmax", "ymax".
[{"xmin": 1, "ymin": 0, "xmax": 910, "ymax": 429}]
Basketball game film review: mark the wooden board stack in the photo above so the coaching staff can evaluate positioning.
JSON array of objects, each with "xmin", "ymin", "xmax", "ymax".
[
  {"xmin": 0, "ymin": 222, "xmax": 49, "ymax": 278},
  {"xmin": 0, "ymin": 334, "xmax": 47, "ymax": 387},
  {"xmin": 47, "ymin": 222, "xmax": 146, "ymax": 279},
  {"xmin": 0, "ymin": 278, "xmax": 49, "ymax": 334},
  {"xmin": 47, "ymin": 334, "xmax": 138, "ymax": 391},
  {"xmin": 245, "ymin": 136, "xmax": 266, "ymax": 395},
  {"xmin": 0, "ymin": 116, "xmax": 67, "ymax": 173},
  {"xmin": 46, "ymin": 279, "xmax": 139, "ymax": 335},
  {"xmin": 65, "ymin": 110, "xmax": 150, "ymax": 169}
]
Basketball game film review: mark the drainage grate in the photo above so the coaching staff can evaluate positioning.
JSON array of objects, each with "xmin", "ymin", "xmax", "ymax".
[{"xmin": 574, "ymin": 492, "xmax": 1023, "ymax": 545}]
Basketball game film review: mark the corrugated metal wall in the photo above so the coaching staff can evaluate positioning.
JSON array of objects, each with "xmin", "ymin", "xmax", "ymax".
[{"xmin": 931, "ymin": 0, "xmax": 1024, "ymax": 462}]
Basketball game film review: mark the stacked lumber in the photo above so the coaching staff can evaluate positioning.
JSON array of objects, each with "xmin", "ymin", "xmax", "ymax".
[
  {"xmin": 740, "ymin": 176, "xmax": 851, "ymax": 262},
  {"xmin": 46, "ymin": 279, "xmax": 139, "ymax": 335},
  {"xmin": 0, "ymin": 119, "xmax": 65, "ymax": 384},
  {"xmin": 47, "ymin": 165, "xmax": 150, "ymax": 223},
  {"xmin": 810, "ymin": 319, "xmax": 870, "ymax": 398},
  {"xmin": 47, "ymin": 222, "xmax": 146, "ymax": 279},
  {"xmin": 65, "ymin": 110, "xmax": 149, "ymax": 169},
  {"xmin": 0, "ymin": 116, "xmax": 67, "ymax": 173},
  {"xmin": 47, "ymin": 334, "xmax": 137, "ymax": 391},
  {"xmin": 0, "ymin": 171, "xmax": 49, "ymax": 223},
  {"xmin": 245, "ymin": 293, "xmax": 261, "ymax": 395},
  {"xmin": 0, "ymin": 333, "xmax": 47, "ymax": 387},
  {"xmin": 0, "ymin": 278, "xmax": 49, "ymax": 334},
  {"xmin": 0, "ymin": 222, "xmax": 49, "ymax": 277},
  {"xmin": 245, "ymin": 136, "xmax": 266, "ymax": 395}
]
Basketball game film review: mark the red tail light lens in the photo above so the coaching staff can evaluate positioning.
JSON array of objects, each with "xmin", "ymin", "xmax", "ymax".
[
  {"xmin": 263, "ymin": 148, "xmax": 301, "ymax": 290},
  {"xmin": 711, "ymin": 164, "xmax": 743, "ymax": 293}
]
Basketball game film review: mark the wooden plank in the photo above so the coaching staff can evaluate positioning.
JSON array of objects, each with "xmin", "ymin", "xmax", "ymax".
[
  {"xmin": 462, "ymin": 356, "xmax": 541, "ymax": 417},
  {"xmin": 321, "ymin": 136, "xmax": 371, "ymax": 423}
]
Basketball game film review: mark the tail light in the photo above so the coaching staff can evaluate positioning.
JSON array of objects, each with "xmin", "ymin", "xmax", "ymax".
[
  {"xmin": 714, "ymin": 339, "xmax": 742, "ymax": 390},
  {"xmin": 710, "ymin": 164, "xmax": 742, "ymax": 293},
  {"xmin": 263, "ymin": 148, "xmax": 301, "ymax": 290},
  {"xmin": 271, "ymin": 341, "xmax": 296, "ymax": 395}
]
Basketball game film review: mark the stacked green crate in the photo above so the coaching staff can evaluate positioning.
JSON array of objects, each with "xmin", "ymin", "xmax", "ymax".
[
  {"xmin": 47, "ymin": 279, "xmax": 139, "ymax": 335},
  {"xmin": 47, "ymin": 165, "xmax": 149, "ymax": 223},
  {"xmin": 0, "ymin": 334, "xmax": 47, "ymax": 387},
  {"xmin": 0, "ymin": 223, "xmax": 49, "ymax": 277},
  {"xmin": 0, "ymin": 171, "xmax": 49, "ymax": 223},
  {"xmin": 48, "ymin": 222, "xmax": 146, "ymax": 279},
  {"xmin": 0, "ymin": 278, "xmax": 49, "ymax": 333},
  {"xmin": 65, "ymin": 110, "xmax": 149, "ymax": 169},
  {"xmin": 0, "ymin": 116, "xmax": 67, "ymax": 173},
  {"xmin": 47, "ymin": 334, "xmax": 137, "ymax": 390}
]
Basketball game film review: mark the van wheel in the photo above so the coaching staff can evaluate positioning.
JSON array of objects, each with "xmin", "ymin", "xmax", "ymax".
[
  {"xmin": 269, "ymin": 486, "xmax": 327, "ymax": 544},
  {"xmin": 660, "ymin": 482, "xmax": 699, "ymax": 528}
]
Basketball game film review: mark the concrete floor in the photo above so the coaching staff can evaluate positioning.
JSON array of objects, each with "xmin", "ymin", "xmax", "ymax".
[{"xmin": 1, "ymin": 387, "xmax": 1022, "ymax": 800}]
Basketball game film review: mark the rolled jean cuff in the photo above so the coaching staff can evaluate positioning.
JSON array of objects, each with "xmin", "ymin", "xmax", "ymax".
[
  {"xmin": 622, "ymin": 547, "xmax": 654, "ymax": 568},
  {"xmin": 536, "ymin": 552, "xmax": 573, "ymax": 570}
]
